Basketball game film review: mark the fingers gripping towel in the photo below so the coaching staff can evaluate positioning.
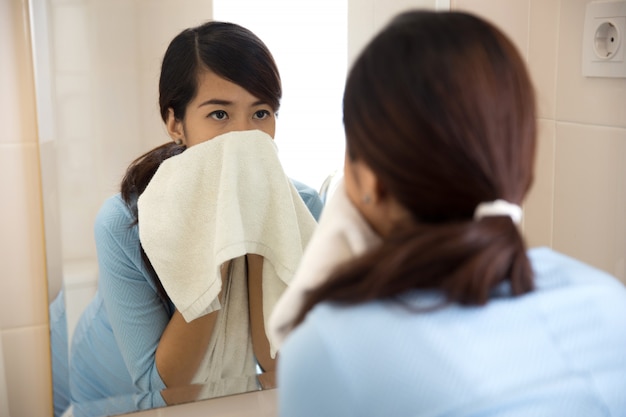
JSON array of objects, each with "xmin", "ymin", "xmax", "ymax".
[
  {"xmin": 137, "ymin": 130, "xmax": 317, "ymax": 357},
  {"xmin": 268, "ymin": 179, "xmax": 382, "ymax": 349}
]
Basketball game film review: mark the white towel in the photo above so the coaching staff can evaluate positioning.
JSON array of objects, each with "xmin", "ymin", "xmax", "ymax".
[
  {"xmin": 268, "ymin": 178, "xmax": 382, "ymax": 349},
  {"xmin": 137, "ymin": 129, "xmax": 317, "ymax": 357}
]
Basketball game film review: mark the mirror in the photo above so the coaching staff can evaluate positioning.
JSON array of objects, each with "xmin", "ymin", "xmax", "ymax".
[{"xmin": 32, "ymin": 0, "xmax": 446, "ymax": 415}]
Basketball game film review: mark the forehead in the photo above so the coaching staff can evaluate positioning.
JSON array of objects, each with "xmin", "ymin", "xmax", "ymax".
[{"xmin": 192, "ymin": 69, "xmax": 260, "ymax": 102}]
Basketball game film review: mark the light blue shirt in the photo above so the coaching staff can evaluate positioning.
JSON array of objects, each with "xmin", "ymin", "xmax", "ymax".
[
  {"xmin": 278, "ymin": 248, "xmax": 626, "ymax": 417},
  {"xmin": 55, "ymin": 180, "xmax": 322, "ymax": 417}
]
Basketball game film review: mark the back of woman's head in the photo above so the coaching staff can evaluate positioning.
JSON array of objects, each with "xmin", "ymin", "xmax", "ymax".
[
  {"xmin": 159, "ymin": 21, "xmax": 282, "ymax": 122},
  {"xmin": 344, "ymin": 10, "xmax": 536, "ymax": 222},
  {"xmin": 294, "ymin": 11, "xmax": 537, "ymax": 324}
]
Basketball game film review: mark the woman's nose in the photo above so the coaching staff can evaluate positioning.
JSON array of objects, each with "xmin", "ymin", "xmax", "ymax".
[{"xmin": 233, "ymin": 118, "xmax": 255, "ymax": 132}]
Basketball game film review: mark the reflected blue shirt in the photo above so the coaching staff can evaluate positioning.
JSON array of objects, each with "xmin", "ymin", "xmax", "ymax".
[{"xmin": 278, "ymin": 248, "xmax": 626, "ymax": 417}]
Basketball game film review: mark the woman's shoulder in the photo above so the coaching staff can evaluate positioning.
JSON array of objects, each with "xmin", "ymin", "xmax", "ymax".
[
  {"xmin": 528, "ymin": 247, "xmax": 625, "ymax": 291},
  {"xmin": 97, "ymin": 194, "xmax": 131, "ymax": 218},
  {"xmin": 94, "ymin": 193, "xmax": 136, "ymax": 237}
]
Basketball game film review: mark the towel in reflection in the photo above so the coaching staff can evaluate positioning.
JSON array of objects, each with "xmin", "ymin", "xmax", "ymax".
[{"xmin": 137, "ymin": 129, "xmax": 317, "ymax": 379}]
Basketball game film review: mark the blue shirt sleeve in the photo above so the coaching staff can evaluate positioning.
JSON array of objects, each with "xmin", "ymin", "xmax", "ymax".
[
  {"xmin": 291, "ymin": 178, "xmax": 324, "ymax": 221},
  {"xmin": 95, "ymin": 195, "xmax": 170, "ymax": 395},
  {"xmin": 278, "ymin": 319, "xmax": 356, "ymax": 417}
]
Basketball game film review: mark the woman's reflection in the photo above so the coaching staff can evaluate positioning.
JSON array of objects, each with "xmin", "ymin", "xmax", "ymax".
[{"xmin": 50, "ymin": 21, "xmax": 322, "ymax": 417}]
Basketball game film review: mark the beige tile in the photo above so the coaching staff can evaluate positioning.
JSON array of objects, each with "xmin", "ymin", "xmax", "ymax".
[
  {"xmin": 0, "ymin": 0, "xmax": 39, "ymax": 144},
  {"xmin": 138, "ymin": 69, "xmax": 171, "ymax": 150},
  {"xmin": 59, "ymin": 191, "xmax": 99, "ymax": 261},
  {"xmin": 451, "ymin": 0, "xmax": 530, "ymax": 60},
  {"xmin": 136, "ymin": 0, "xmax": 214, "ymax": 73},
  {"xmin": 1, "ymin": 326, "xmax": 53, "ymax": 416},
  {"xmin": 90, "ymin": 74, "xmax": 142, "ymax": 181},
  {"xmin": 528, "ymin": 0, "xmax": 560, "ymax": 119},
  {"xmin": 0, "ymin": 144, "xmax": 48, "ymax": 329},
  {"xmin": 555, "ymin": 0, "xmax": 626, "ymax": 128},
  {"xmin": 54, "ymin": 73, "xmax": 93, "ymax": 142},
  {"xmin": 553, "ymin": 122, "xmax": 626, "ymax": 281},
  {"xmin": 89, "ymin": 0, "xmax": 138, "ymax": 75},
  {"xmin": 51, "ymin": 3, "xmax": 90, "ymax": 73},
  {"xmin": 373, "ymin": 0, "xmax": 439, "ymax": 32},
  {"xmin": 348, "ymin": 0, "xmax": 375, "ymax": 65},
  {"xmin": 523, "ymin": 118, "xmax": 556, "ymax": 249}
]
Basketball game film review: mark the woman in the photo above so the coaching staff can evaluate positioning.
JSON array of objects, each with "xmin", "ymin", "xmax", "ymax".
[
  {"xmin": 61, "ymin": 21, "xmax": 322, "ymax": 416},
  {"xmin": 277, "ymin": 10, "xmax": 626, "ymax": 417}
]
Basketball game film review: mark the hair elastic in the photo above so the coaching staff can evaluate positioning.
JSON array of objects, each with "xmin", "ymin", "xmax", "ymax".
[{"xmin": 474, "ymin": 199, "xmax": 522, "ymax": 224}]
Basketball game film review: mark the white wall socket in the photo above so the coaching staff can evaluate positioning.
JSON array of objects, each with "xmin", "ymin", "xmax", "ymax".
[{"xmin": 582, "ymin": 0, "xmax": 626, "ymax": 78}]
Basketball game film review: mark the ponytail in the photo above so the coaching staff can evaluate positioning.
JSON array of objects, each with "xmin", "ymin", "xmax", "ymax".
[
  {"xmin": 120, "ymin": 142, "xmax": 186, "ymax": 223},
  {"xmin": 120, "ymin": 142, "xmax": 186, "ymax": 304},
  {"xmin": 293, "ymin": 217, "xmax": 533, "ymax": 327}
]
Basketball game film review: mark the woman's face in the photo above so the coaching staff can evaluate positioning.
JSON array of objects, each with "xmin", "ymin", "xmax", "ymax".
[{"xmin": 166, "ymin": 70, "xmax": 276, "ymax": 147}]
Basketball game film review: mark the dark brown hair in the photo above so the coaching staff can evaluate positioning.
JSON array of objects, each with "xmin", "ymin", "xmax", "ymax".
[
  {"xmin": 120, "ymin": 21, "xmax": 282, "ymax": 302},
  {"xmin": 293, "ymin": 10, "xmax": 537, "ymax": 326}
]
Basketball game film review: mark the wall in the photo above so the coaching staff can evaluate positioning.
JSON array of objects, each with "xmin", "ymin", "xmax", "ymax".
[
  {"xmin": 1, "ymin": 0, "xmax": 624, "ymax": 416},
  {"xmin": 450, "ymin": 0, "xmax": 625, "ymax": 283},
  {"xmin": 0, "ymin": 0, "xmax": 53, "ymax": 416}
]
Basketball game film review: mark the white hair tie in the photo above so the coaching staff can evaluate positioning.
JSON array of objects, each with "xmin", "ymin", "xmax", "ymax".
[{"xmin": 474, "ymin": 199, "xmax": 522, "ymax": 224}]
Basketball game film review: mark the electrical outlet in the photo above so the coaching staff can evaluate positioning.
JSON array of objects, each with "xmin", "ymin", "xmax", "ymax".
[{"xmin": 582, "ymin": 0, "xmax": 626, "ymax": 78}]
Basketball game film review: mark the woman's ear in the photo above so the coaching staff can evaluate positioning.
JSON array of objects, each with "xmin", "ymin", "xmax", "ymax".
[
  {"xmin": 165, "ymin": 108, "xmax": 184, "ymax": 145},
  {"xmin": 358, "ymin": 161, "xmax": 385, "ymax": 205}
]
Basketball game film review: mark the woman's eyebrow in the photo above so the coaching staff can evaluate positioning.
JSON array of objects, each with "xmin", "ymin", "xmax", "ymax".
[
  {"xmin": 197, "ymin": 99, "xmax": 268, "ymax": 108},
  {"xmin": 198, "ymin": 99, "xmax": 232, "ymax": 108}
]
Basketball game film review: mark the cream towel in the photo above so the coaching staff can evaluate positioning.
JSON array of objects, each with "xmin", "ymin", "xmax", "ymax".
[
  {"xmin": 137, "ymin": 129, "xmax": 317, "ymax": 357},
  {"xmin": 268, "ymin": 179, "xmax": 382, "ymax": 349}
]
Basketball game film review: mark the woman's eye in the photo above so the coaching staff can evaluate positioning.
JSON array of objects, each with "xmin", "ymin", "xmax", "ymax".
[
  {"xmin": 209, "ymin": 110, "xmax": 228, "ymax": 120},
  {"xmin": 253, "ymin": 110, "xmax": 271, "ymax": 120}
]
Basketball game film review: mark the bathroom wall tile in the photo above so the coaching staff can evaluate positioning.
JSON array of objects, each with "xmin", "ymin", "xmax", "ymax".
[
  {"xmin": 64, "ymin": 279, "xmax": 97, "ymax": 343},
  {"xmin": 136, "ymin": 0, "xmax": 214, "ymax": 73},
  {"xmin": 58, "ymin": 189, "xmax": 99, "ymax": 261},
  {"xmin": 553, "ymin": 122, "xmax": 626, "ymax": 282},
  {"xmin": 373, "ymin": 0, "xmax": 439, "ymax": 32},
  {"xmin": 54, "ymin": 73, "xmax": 93, "ymax": 142},
  {"xmin": 51, "ymin": 3, "xmax": 90, "ymax": 73},
  {"xmin": 91, "ymin": 73, "xmax": 143, "ymax": 196},
  {"xmin": 90, "ymin": 0, "xmax": 138, "ymax": 75},
  {"xmin": 0, "ymin": 144, "xmax": 48, "ymax": 329},
  {"xmin": 138, "ymin": 69, "xmax": 171, "ymax": 150},
  {"xmin": 348, "ymin": 0, "xmax": 440, "ymax": 65},
  {"xmin": 555, "ymin": 0, "xmax": 626, "ymax": 128},
  {"xmin": 528, "ymin": 0, "xmax": 560, "ymax": 119},
  {"xmin": 523, "ymin": 119, "xmax": 556, "ymax": 249},
  {"xmin": 452, "ymin": 0, "xmax": 530, "ymax": 60},
  {"xmin": 348, "ymin": 0, "xmax": 375, "ymax": 65},
  {"xmin": 1, "ymin": 326, "xmax": 52, "ymax": 416},
  {"xmin": 0, "ymin": 0, "xmax": 39, "ymax": 144}
]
